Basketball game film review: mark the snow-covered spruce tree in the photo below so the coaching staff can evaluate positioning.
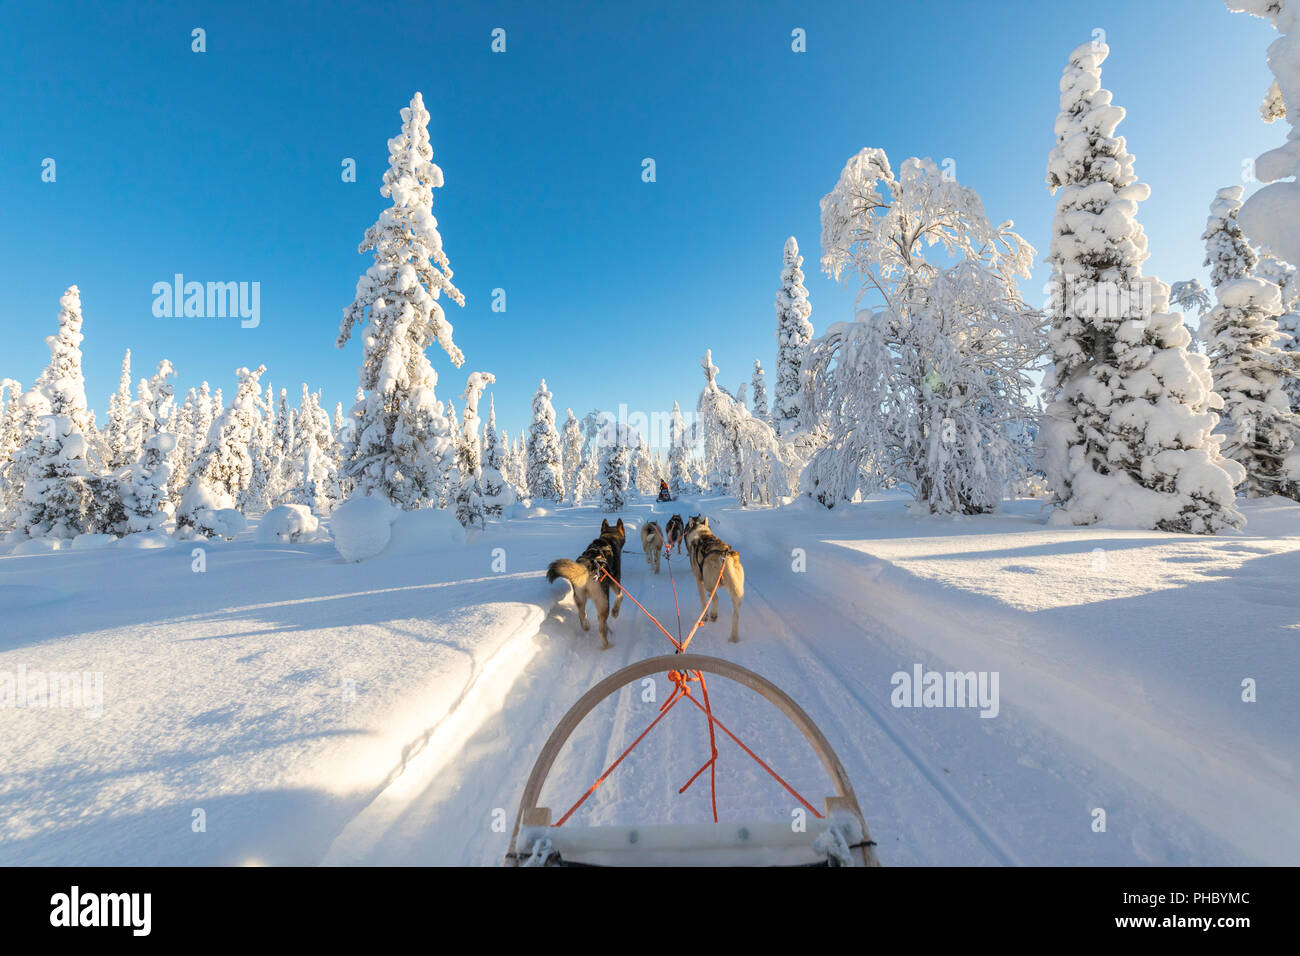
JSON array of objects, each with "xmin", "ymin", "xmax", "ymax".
[
  {"xmin": 1200, "ymin": 188, "xmax": 1300, "ymax": 496},
  {"xmin": 631, "ymin": 435, "xmax": 657, "ymax": 495},
  {"xmin": 117, "ymin": 360, "xmax": 180, "ymax": 530},
  {"xmin": 178, "ymin": 365, "xmax": 266, "ymax": 535},
  {"xmin": 336, "ymin": 91, "xmax": 466, "ymax": 509},
  {"xmin": 668, "ymin": 400, "xmax": 690, "ymax": 494},
  {"xmin": 750, "ymin": 360, "xmax": 769, "ymax": 420},
  {"xmin": 1203, "ymin": 279, "xmax": 1300, "ymax": 496},
  {"xmin": 808, "ymin": 149, "xmax": 1044, "ymax": 513},
  {"xmin": 774, "ymin": 237, "xmax": 814, "ymax": 432},
  {"xmin": 287, "ymin": 385, "xmax": 342, "ymax": 515},
  {"xmin": 1205, "ymin": 187, "xmax": 1258, "ymax": 288},
  {"xmin": 0, "ymin": 379, "xmax": 26, "ymax": 522},
  {"xmin": 34, "ymin": 286, "xmax": 97, "ymax": 441},
  {"xmin": 596, "ymin": 417, "xmax": 631, "ymax": 512},
  {"xmin": 16, "ymin": 287, "xmax": 106, "ymax": 538},
  {"xmin": 1170, "ymin": 279, "xmax": 1213, "ymax": 351},
  {"xmin": 525, "ymin": 379, "xmax": 564, "ymax": 502},
  {"xmin": 103, "ymin": 349, "xmax": 139, "ymax": 472},
  {"xmin": 480, "ymin": 395, "xmax": 514, "ymax": 518},
  {"xmin": 453, "ymin": 372, "xmax": 494, "ymax": 529},
  {"xmin": 120, "ymin": 432, "xmax": 176, "ymax": 533},
  {"xmin": 576, "ymin": 411, "xmax": 604, "ymax": 503},
  {"xmin": 561, "ymin": 408, "xmax": 585, "ymax": 505},
  {"xmin": 1255, "ymin": 252, "xmax": 1300, "ymax": 407},
  {"xmin": 697, "ymin": 350, "xmax": 786, "ymax": 505},
  {"xmin": 1038, "ymin": 42, "xmax": 1242, "ymax": 532},
  {"xmin": 1231, "ymin": 2, "xmax": 1300, "ymax": 265}
]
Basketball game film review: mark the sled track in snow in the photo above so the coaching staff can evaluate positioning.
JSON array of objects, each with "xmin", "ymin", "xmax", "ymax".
[{"xmin": 740, "ymin": 551, "xmax": 1023, "ymax": 867}]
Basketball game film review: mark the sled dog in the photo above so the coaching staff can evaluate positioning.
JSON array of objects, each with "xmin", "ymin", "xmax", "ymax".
[
  {"xmin": 640, "ymin": 520, "xmax": 664, "ymax": 574},
  {"xmin": 546, "ymin": 518, "xmax": 626, "ymax": 649},
  {"xmin": 683, "ymin": 515, "xmax": 745, "ymax": 642},
  {"xmin": 665, "ymin": 514, "xmax": 685, "ymax": 555}
]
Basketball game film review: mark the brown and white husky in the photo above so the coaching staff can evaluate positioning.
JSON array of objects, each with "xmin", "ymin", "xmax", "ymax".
[
  {"xmin": 640, "ymin": 520, "xmax": 664, "ymax": 574},
  {"xmin": 683, "ymin": 515, "xmax": 745, "ymax": 643},
  {"xmin": 546, "ymin": 518, "xmax": 626, "ymax": 649}
]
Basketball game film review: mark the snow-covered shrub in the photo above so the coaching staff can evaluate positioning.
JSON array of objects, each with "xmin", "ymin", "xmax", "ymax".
[
  {"xmin": 71, "ymin": 533, "xmax": 118, "ymax": 550},
  {"xmin": 331, "ymin": 495, "xmax": 398, "ymax": 562},
  {"xmin": 257, "ymin": 503, "xmax": 320, "ymax": 543}
]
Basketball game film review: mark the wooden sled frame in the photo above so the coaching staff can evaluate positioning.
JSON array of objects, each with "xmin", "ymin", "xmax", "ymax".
[{"xmin": 505, "ymin": 653, "xmax": 882, "ymax": 867}]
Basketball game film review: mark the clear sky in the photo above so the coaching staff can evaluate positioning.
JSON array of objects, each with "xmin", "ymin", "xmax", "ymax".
[{"xmin": 0, "ymin": 0, "xmax": 1284, "ymax": 444}]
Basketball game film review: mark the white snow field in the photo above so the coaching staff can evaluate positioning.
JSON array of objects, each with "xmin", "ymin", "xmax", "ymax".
[{"xmin": 1, "ymin": 493, "xmax": 1297, "ymax": 866}]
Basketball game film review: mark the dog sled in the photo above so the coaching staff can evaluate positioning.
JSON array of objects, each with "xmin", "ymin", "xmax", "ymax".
[{"xmin": 504, "ymin": 653, "xmax": 881, "ymax": 867}]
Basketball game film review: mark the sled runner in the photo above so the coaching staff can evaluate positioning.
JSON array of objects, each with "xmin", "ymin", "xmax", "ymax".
[{"xmin": 504, "ymin": 653, "xmax": 881, "ymax": 867}]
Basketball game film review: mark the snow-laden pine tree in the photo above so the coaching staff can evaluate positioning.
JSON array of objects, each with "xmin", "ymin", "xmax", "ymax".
[
  {"xmin": 631, "ymin": 435, "xmax": 657, "ymax": 495},
  {"xmin": 668, "ymin": 401, "xmax": 691, "ymax": 494},
  {"xmin": 120, "ymin": 433, "xmax": 176, "ymax": 533},
  {"xmin": 336, "ymin": 92, "xmax": 466, "ymax": 509},
  {"xmin": 561, "ymin": 408, "xmax": 585, "ymax": 505},
  {"xmin": 750, "ymin": 360, "xmax": 769, "ymax": 420},
  {"xmin": 453, "ymin": 372, "xmax": 494, "ymax": 528},
  {"xmin": 118, "ymin": 360, "xmax": 179, "ymax": 529},
  {"xmin": 288, "ymin": 385, "xmax": 342, "ymax": 515},
  {"xmin": 0, "ymin": 379, "xmax": 25, "ymax": 522},
  {"xmin": 1038, "ymin": 42, "xmax": 1243, "ymax": 532},
  {"xmin": 525, "ymin": 379, "xmax": 564, "ymax": 502},
  {"xmin": 15, "ymin": 287, "xmax": 104, "ymax": 538},
  {"xmin": 34, "ymin": 286, "xmax": 97, "ymax": 442},
  {"xmin": 1231, "ymin": 2, "xmax": 1300, "ymax": 265},
  {"xmin": 774, "ymin": 237, "xmax": 814, "ymax": 432},
  {"xmin": 808, "ymin": 149, "xmax": 1044, "ymax": 513},
  {"xmin": 697, "ymin": 350, "xmax": 786, "ymax": 505},
  {"xmin": 596, "ymin": 417, "xmax": 631, "ymax": 512},
  {"xmin": 1200, "ymin": 187, "xmax": 1300, "ymax": 497},
  {"xmin": 1255, "ymin": 252, "xmax": 1300, "ymax": 407},
  {"xmin": 480, "ymin": 395, "xmax": 515, "ymax": 518},
  {"xmin": 104, "ymin": 349, "xmax": 139, "ymax": 472},
  {"xmin": 178, "ymin": 365, "xmax": 266, "ymax": 534},
  {"xmin": 1170, "ymin": 279, "xmax": 1213, "ymax": 351}
]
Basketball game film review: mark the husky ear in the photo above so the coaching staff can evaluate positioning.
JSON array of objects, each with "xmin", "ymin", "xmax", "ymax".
[
  {"xmin": 601, "ymin": 519, "xmax": 611, "ymax": 532},
  {"xmin": 616, "ymin": 518, "xmax": 624, "ymax": 530}
]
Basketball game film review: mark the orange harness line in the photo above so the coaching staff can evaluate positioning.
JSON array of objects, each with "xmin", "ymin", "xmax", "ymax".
[{"xmin": 553, "ymin": 551, "xmax": 823, "ymax": 828}]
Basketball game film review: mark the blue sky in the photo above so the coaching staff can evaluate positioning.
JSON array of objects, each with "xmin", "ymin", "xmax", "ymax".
[{"xmin": 0, "ymin": 0, "xmax": 1283, "ymax": 443}]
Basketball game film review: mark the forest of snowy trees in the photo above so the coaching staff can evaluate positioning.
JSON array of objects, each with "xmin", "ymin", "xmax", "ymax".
[{"xmin": 4, "ymin": 7, "xmax": 1300, "ymax": 543}]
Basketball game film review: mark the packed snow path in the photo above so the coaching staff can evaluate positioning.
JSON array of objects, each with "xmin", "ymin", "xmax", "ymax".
[
  {"xmin": 3, "ymin": 495, "xmax": 1296, "ymax": 865},
  {"xmin": 325, "ymin": 497, "xmax": 1297, "ymax": 866}
]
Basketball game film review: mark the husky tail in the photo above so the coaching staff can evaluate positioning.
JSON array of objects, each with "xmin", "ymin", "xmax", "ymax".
[{"xmin": 547, "ymin": 558, "xmax": 590, "ymax": 587}]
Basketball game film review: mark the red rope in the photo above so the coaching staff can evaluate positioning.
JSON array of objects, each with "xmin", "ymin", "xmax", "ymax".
[{"xmin": 554, "ymin": 534, "xmax": 818, "ymax": 830}]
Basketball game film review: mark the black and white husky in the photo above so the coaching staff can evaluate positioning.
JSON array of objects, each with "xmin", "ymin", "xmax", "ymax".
[{"xmin": 546, "ymin": 519, "xmax": 626, "ymax": 649}]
